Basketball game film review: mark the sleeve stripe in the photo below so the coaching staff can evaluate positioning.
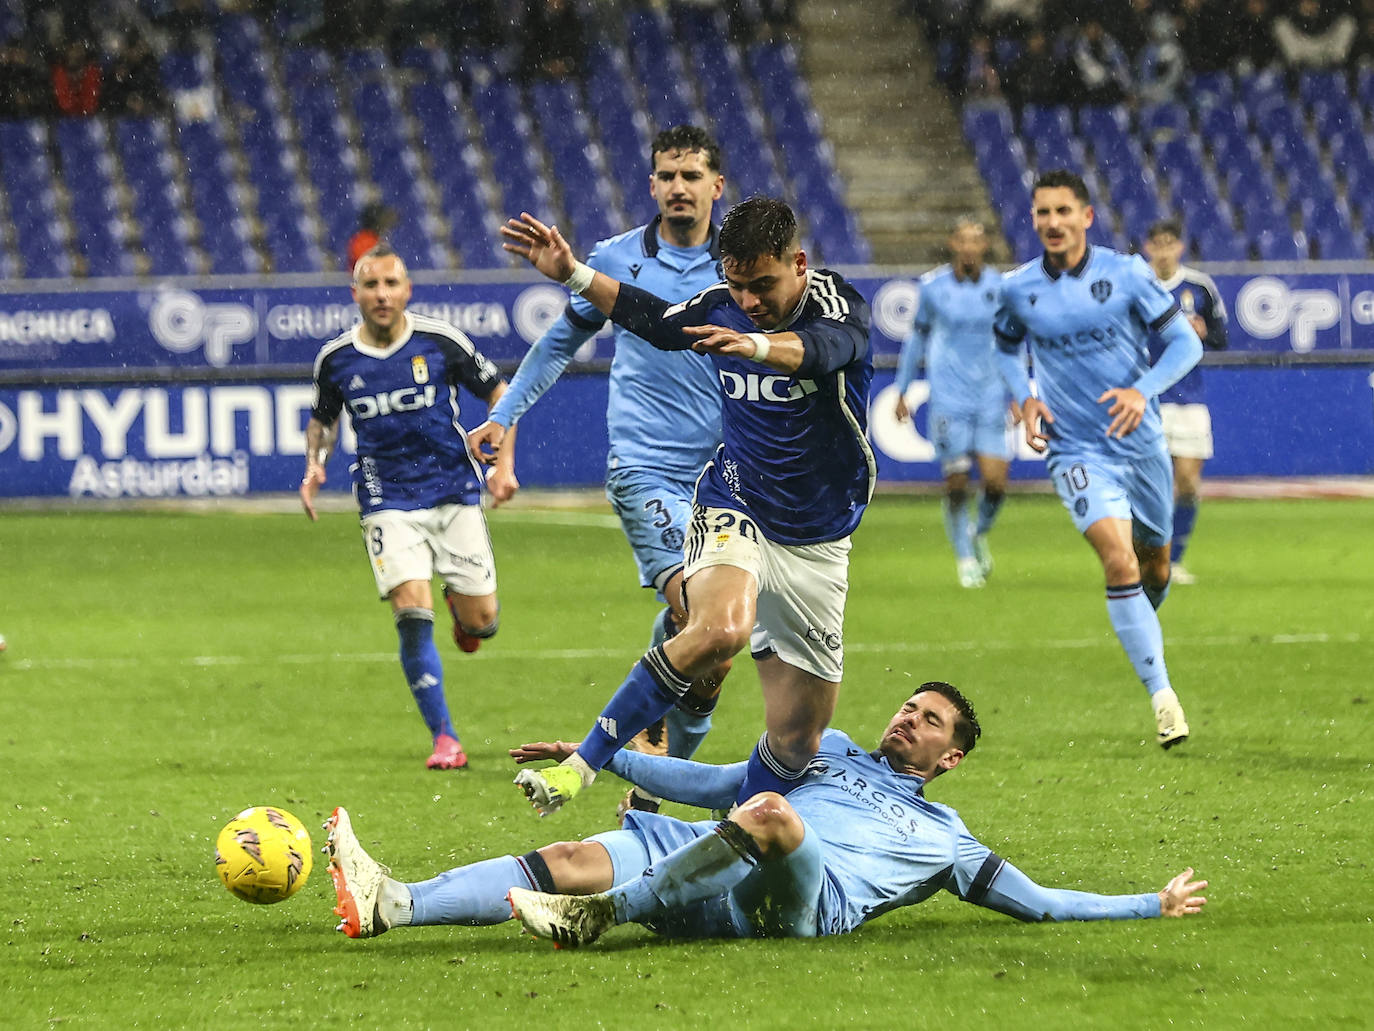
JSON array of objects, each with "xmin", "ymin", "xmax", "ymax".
[
  {"xmin": 410, "ymin": 313, "xmax": 479, "ymax": 357},
  {"xmin": 565, "ymin": 305, "xmax": 605, "ymax": 332},
  {"xmin": 809, "ymin": 271, "xmax": 850, "ymax": 322},
  {"xmin": 965, "ymin": 852, "xmax": 1007, "ymax": 905},
  {"xmin": 1148, "ymin": 300, "xmax": 1182, "ymax": 332}
]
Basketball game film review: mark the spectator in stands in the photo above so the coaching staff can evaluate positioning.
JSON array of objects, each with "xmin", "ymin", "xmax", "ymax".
[
  {"xmin": 1233, "ymin": 0, "xmax": 1279, "ymax": 74},
  {"xmin": 347, "ymin": 202, "xmax": 397, "ymax": 272},
  {"xmin": 1177, "ymin": 0, "xmax": 1237, "ymax": 73},
  {"xmin": 103, "ymin": 34, "xmax": 163, "ymax": 115},
  {"xmin": 0, "ymin": 40, "xmax": 51, "ymax": 116},
  {"xmin": 157, "ymin": 0, "xmax": 212, "ymax": 51},
  {"xmin": 981, "ymin": 0, "xmax": 1044, "ymax": 41},
  {"xmin": 1274, "ymin": 0, "xmax": 1358, "ymax": 70},
  {"xmin": 1351, "ymin": 0, "xmax": 1374, "ymax": 66},
  {"xmin": 519, "ymin": 0, "xmax": 584, "ymax": 81},
  {"xmin": 51, "ymin": 40, "xmax": 101, "ymax": 117},
  {"xmin": 1005, "ymin": 28, "xmax": 1071, "ymax": 109},
  {"xmin": 1066, "ymin": 19, "xmax": 1130, "ymax": 106},
  {"xmin": 962, "ymin": 32, "xmax": 1004, "ymax": 98},
  {"xmin": 1136, "ymin": 11, "xmax": 1187, "ymax": 104}
]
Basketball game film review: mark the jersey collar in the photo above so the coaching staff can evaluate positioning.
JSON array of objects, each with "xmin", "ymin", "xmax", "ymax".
[
  {"xmin": 1041, "ymin": 244, "xmax": 1093, "ymax": 281},
  {"xmin": 352, "ymin": 311, "xmax": 414, "ymax": 358},
  {"xmin": 1155, "ymin": 267, "xmax": 1187, "ymax": 290},
  {"xmin": 642, "ymin": 215, "xmax": 721, "ymax": 260},
  {"xmin": 766, "ymin": 268, "xmax": 814, "ymax": 333}
]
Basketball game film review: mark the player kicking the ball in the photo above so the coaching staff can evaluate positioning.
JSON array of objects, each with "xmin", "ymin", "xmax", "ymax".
[{"xmin": 323, "ymin": 682, "xmax": 1207, "ymax": 944}]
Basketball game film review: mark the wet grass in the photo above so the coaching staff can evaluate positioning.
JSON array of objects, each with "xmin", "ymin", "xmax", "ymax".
[{"xmin": 2, "ymin": 495, "xmax": 1370, "ymax": 1028}]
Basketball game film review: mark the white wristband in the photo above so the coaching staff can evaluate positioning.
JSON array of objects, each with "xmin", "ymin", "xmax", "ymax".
[
  {"xmin": 747, "ymin": 333, "xmax": 771, "ymax": 363},
  {"xmin": 563, "ymin": 261, "xmax": 595, "ymax": 295}
]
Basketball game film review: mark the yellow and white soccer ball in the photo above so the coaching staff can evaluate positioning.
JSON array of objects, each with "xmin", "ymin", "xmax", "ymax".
[{"xmin": 215, "ymin": 805, "xmax": 313, "ymax": 904}]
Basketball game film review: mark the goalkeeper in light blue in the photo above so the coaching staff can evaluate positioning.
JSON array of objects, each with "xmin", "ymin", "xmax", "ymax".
[
  {"xmin": 894, "ymin": 217, "xmax": 1011, "ymax": 588},
  {"xmin": 994, "ymin": 170, "xmax": 1202, "ymax": 750},
  {"xmin": 323, "ymin": 683, "xmax": 1207, "ymax": 943}
]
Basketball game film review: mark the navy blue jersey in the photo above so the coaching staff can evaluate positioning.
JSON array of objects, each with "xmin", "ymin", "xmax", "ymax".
[
  {"xmin": 610, "ymin": 269, "xmax": 874, "ymax": 545},
  {"xmin": 1147, "ymin": 266, "xmax": 1228, "ymax": 405},
  {"xmin": 310, "ymin": 312, "xmax": 502, "ymax": 512}
]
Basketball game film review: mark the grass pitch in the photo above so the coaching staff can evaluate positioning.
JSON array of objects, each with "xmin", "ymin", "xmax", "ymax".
[{"xmin": 2, "ymin": 494, "xmax": 1371, "ymax": 1028}]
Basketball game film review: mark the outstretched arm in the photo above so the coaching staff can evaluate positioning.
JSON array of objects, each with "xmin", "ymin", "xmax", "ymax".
[
  {"xmin": 962, "ymin": 854, "xmax": 1207, "ymax": 922},
  {"xmin": 501, "ymin": 213, "xmax": 622, "ymax": 316},
  {"xmin": 510, "ymin": 740, "xmax": 746, "ymax": 810}
]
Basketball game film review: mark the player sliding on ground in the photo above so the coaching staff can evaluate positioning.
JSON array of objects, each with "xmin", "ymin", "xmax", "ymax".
[
  {"xmin": 492, "ymin": 197, "xmax": 875, "ymax": 816},
  {"xmin": 323, "ymin": 683, "xmax": 1207, "ymax": 944}
]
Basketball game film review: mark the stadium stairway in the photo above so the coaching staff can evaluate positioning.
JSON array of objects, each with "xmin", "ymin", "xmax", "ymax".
[{"xmin": 796, "ymin": 0, "xmax": 1000, "ymax": 266}]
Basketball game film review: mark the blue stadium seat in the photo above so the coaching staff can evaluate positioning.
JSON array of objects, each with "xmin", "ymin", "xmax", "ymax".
[{"xmin": 1254, "ymin": 228, "xmax": 1308, "ymax": 261}]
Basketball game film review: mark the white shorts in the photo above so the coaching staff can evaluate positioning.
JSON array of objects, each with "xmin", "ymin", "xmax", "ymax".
[
  {"xmin": 359, "ymin": 504, "xmax": 497, "ymax": 600},
  {"xmin": 1160, "ymin": 403, "xmax": 1214, "ymax": 460},
  {"xmin": 684, "ymin": 506, "xmax": 851, "ymax": 683}
]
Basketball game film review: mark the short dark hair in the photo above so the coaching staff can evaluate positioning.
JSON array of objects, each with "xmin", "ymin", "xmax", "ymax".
[
  {"xmin": 718, "ymin": 196, "xmax": 798, "ymax": 266},
  {"xmin": 353, "ymin": 243, "xmax": 405, "ymax": 280},
  {"xmin": 1147, "ymin": 217, "xmax": 1184, "ymax": 241},
  {"xmin": 914, "ymin": 681, "xmax": 981, "ymax": 754},
  {"xmin": 1032, "ymin": 168, "xmax": 1091, "ymax": 206},
  {"xmin": 650, "ymin": 125, "xmax": 722, "ymax": 174}
]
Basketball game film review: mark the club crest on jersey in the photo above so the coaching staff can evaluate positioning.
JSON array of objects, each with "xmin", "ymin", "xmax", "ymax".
[
  {"xmin": 411, "ymin": 356, "xmax": 430, "ymax": 384},
  {"xmin": 1091, "ymin": 279, "xmax": 1113, "ymax": 303}
]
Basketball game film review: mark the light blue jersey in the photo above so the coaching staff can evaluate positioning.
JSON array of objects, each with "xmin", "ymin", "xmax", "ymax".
[
  {"xmin": 785, "ymin": 730, "xmax": 994, "ymax": 934},
  {"xmin": 994, "ymin": 247, "xmax": 1199, "ymax": 461},
  {"xmin": 489, "ymin": 217, "xmax": 722, "ymax": 481},
  {"xmin": 896, "ymin": 264, "xmax": 1006, "ymax": 416},
  {"xmin": 602, "ymin": 728, "xmax": 1163, "ymax": 936}
]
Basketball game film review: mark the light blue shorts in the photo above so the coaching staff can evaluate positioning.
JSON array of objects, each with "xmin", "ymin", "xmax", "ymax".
[
  {"xmin": 604, "ymin": 467, "xmax": 698, "ymax": 595},
  {"xmin": 928, "ymin": 404, "xmax": 1013, "ymax": 475},
  {"xmin": 588, "ymin": 811, "xmax": 823, "ymax": 939},
  {"xmin": 1047, "ymin": 448, "xmax": 1174, "ymax": 547}
]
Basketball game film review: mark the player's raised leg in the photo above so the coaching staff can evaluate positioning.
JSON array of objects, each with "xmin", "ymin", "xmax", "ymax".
[{"xmin": 514, "ymin": 561, "xmax": 757, "ymax": 815}]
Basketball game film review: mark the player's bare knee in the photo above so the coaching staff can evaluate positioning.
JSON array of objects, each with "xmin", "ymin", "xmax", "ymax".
[
  {"xmin": 946, "ymin": 482, "xmax": 969, "ymax": 507},
  {"xmin": 535, "ymin": 840, "xmax": 601, "ymax": 892},
  {"xmin": 1100, "ymin": 548, "xmax": 1140, "ymax": 585},
  {"xmin": 733, "ymin": 793, "xmax": 804, "ymax": 854},
  {"xmin": 682, "ymin": 619, "xmax": 750, "ymax": 666}
]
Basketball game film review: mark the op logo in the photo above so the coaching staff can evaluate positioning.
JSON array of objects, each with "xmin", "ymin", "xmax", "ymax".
[{"xmin": 1090, "ymin": 279, "xmax": 1113, "ymax": 303}]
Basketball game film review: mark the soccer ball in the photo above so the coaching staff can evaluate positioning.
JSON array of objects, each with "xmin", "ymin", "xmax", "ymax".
[{"xmin": 215, "ymin": 805, "xmax": 313, "ymax": 904}]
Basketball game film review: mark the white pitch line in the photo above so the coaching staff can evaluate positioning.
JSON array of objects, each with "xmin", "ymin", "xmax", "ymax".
[{"xmin": 1, "ymin": 632, "xmax": 1362, "ymax": 672}]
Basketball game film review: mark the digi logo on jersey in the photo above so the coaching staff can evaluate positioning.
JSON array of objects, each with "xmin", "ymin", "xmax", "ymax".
[
  {"xmin": 346, "ymin": 385, "xmax": 439, "ymax": 420},
  {"xmin": 717, "ymin": 370, "xmax": 819, "ymax": 403}
]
